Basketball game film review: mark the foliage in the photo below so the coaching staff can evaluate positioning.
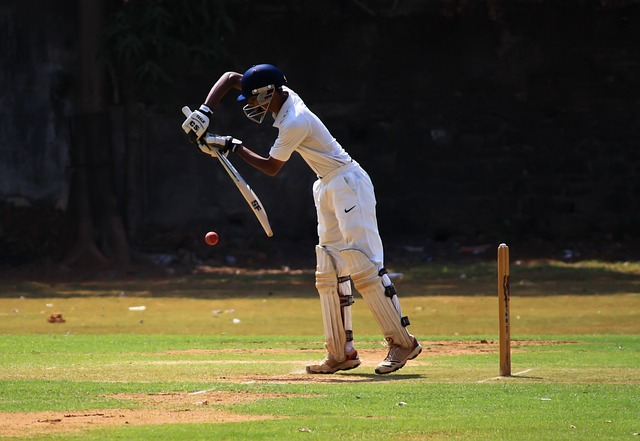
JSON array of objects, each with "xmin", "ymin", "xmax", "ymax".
[{"xmin": 101, "ymin": 0, "xmax": 238, "ymax": 102}]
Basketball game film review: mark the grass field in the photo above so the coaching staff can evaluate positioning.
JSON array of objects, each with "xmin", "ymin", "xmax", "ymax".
[{"xmin": 0, "ymin": 258, "xmax": 639, "ymax": 440}]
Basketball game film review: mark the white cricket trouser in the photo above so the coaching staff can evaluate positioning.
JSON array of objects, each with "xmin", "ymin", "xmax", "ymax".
[{"xmin": 312, "ymin": 161, "xmax": 384, "ymax": 275}]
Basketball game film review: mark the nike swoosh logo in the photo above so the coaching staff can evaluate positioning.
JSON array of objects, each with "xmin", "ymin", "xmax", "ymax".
[{"xmin": 344, "ymin": 205, "xmax": 356, "ymax": 213}]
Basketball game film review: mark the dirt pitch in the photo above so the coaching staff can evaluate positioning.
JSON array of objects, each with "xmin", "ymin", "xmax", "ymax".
[{"xmin": 0, "ymin": 340, "xmax": 568, "ymax": 438}]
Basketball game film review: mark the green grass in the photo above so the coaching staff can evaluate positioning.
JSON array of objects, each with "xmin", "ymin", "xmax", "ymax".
[
  {"xmin": 0, "ymin": 334, "xmax": 638, "ymax": 440},
  {"xmin": 0, "ymin": 259, "xmax": 639, "ymax": 440}
]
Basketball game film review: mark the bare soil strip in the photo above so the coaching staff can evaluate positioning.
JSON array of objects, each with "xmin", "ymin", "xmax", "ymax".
[{"xmin": 0, "ymin": 391, "xmax": 287, "ymax": 438}]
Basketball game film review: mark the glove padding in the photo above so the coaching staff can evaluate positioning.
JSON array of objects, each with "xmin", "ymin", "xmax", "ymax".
[
  {"xmin": 198, "ymin": 134, "xmax": 243, "ymax": 156},
  {"xmin": 181, "ymin": 104, "xmax": 212, "ymax": 142}
]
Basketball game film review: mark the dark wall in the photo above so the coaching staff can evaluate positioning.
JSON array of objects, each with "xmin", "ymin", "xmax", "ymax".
[{"xmin": 1, "ymin": 0, "xmax": 639, "ymax": 265}]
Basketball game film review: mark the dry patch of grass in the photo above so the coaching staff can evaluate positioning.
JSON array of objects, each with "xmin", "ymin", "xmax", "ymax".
[{"xmin": 0, "ymin": 390, "xmax": 289, "ymax": 438}]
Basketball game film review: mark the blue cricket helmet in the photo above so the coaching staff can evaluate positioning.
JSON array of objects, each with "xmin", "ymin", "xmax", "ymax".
[{"xmin": 237, "ymin": 64, "xmax": 287, "ymax": 102}]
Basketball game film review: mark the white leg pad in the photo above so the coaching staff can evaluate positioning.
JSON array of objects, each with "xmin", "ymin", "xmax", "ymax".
[
  {"xmin": 341, "ymin": 249, "xmax": 414, "ymax": 348},
  {"xmin": 316, "ymin": 246, "xmax": 347, "ymax": 362}
]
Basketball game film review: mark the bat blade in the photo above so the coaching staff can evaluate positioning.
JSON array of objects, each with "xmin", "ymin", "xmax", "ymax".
[{"xmin": 214, "ymin": 152, "xmax": 273, "ymax": 237}]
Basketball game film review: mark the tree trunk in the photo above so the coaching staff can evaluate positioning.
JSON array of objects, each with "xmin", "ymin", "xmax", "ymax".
[
  {"xmin": 63, "ymin": 0, "xmax": 131, "ymax": 269},
  {"xmin": 63, "ymin": 116, "xmax": 109, "ymax": 269},
  {"xmin": 123, "ymin": 100, "xmax": 147, "ymax": 242}
]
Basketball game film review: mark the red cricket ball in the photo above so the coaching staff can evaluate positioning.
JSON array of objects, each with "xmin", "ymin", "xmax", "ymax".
[{"xmin": 205, "ymin": 231, "xmax": 219, "ymax": 246}]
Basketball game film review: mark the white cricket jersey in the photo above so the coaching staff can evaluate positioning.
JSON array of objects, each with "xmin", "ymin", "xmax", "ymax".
[{"xmin": 269, "ymin": 87, "xmax": 352, "ymax": 178}]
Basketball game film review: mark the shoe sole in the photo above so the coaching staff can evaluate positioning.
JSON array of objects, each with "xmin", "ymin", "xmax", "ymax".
[
  {"xmin": 306, "ymin": 360, "xmax": 361, "ymax": 375},
  {"xmin": 374, "ymin": 345, "xmax": 422, "ymax": 375}
]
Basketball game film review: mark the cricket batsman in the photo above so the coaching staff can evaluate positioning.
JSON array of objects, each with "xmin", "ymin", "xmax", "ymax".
[{"xmin": 181, "ymin": 64, "xmax": 422, "ymax": 374}]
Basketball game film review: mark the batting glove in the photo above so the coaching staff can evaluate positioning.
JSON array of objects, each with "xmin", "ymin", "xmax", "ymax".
[
  {"xmin": 181, "ymin": 104, "xmax": 212, "ymax": 142},
  {"xmin": 198, "ymin": 134, "xmax": 243, "ymax": 156}
]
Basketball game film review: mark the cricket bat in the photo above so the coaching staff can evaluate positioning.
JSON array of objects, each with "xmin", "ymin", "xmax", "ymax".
[{"xmin": 182, "ymin": 106, "xmax": 273, "ymax": 237}]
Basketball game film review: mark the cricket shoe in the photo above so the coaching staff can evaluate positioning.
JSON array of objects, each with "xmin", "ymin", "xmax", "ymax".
[
  {"xmin": 375, "ymin": 337, "xmax": 422, "ymax": 375},
  {"xmin": 306, "ymin": 350, "xmax": 361, "ymax": 374}
]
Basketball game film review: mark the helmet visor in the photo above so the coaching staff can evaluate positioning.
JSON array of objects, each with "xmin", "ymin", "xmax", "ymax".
[{"xmin": 241, "ymin": 85, "xmax": 275, "ymax": 124}]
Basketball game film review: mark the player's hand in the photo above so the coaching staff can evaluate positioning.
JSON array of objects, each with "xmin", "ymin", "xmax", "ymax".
[
  {"xmin": 199, "ymin": 134, "xmax": 243, "ymax": 156},
  {"xmin": 181, "ymin": 104, "xmax": 212, "ymax": 142}
]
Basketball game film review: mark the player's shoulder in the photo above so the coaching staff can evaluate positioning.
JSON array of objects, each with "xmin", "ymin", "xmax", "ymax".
[
  {"xmin": 283, "ymin": 86, "xmax": 306, "ymax": 106},
  {"xmin": 279, "ymin": 90, "xmax": 305, "ymax": 118}
]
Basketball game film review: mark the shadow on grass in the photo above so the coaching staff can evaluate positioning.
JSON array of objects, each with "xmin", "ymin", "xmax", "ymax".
[
  {"xmin": 334, "ymin": 373, "xmax": 424, "ymax": 382},
  {"xmin": 1, "ymin": 259, "xmax": 639, "ymax": 299}
]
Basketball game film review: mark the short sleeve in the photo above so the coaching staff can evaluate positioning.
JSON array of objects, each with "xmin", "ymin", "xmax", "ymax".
[{"xmin": 269, "ymin": 119, "xmax": 309, "ymax": 162}]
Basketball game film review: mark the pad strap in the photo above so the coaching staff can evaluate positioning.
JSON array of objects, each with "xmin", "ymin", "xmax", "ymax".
[
  {"xmin": 379, "ymin": 268, "xmax": 410, "ymax": 326},
  {"xmin": 337, "ymin": 275, "xmax": 354, "ymax": 342}
]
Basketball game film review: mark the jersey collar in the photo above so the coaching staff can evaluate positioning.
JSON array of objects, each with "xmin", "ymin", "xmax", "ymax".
[{"xmin": 272, "ymin": 86, "xmax": 294, "ymax": 129}]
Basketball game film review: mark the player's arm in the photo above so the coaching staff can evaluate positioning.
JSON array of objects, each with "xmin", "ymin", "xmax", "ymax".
[
  {"xmin": 235, "ymin": 146, "xmax": 285, "ymax": 177},
  {"xmin": 204, "ymin": 72, "xmax": 243, "ymax": 110},
  {"xmin": 198, "ymin": 133, "xmax": 284, "ymax": 176},
  {"xmin": 181, "ymin": 72, "xmax": 242, "ymax": 142}
]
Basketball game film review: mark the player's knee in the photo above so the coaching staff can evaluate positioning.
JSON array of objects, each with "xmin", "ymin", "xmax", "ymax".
[{"xmin": 315, "ymin": 245, "xmax": 338, "ymax": 292}]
